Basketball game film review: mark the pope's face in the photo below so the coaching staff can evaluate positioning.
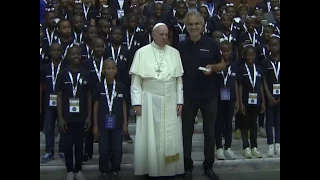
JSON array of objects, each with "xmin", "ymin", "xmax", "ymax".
[{"xmin": 152, "ymin": 25, "xmax": 168, "ymax": 47}]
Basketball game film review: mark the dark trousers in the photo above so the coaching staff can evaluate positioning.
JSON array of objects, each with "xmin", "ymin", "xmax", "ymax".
[
  {"xmin": 123, "ymin": 98, "xmax": 131, "ymax": 134},
  {"xmin": 64, "ymin": 123, "xmax": 85, "ymax": 173},
  {"xmin": 40, "ymin": 92, "xmax": 46, "ymax": 131},
  {"xmin": 99, "ymin": 129, "xmax": 123, "ymax": 173},
  {"xmin": 84, "ymin": 125, "xmax": 93, "ymax": 157},
  {"xmin": 215, "ymin": 100, "xmax": 235, "ymax": 150},
  {"xmin": 240, "ymin": 106, "xmax": 260, "ymax": 149},
  {"xmin": 182, "ymin": 97, "xmax": 217, "ymax": 172},
  {"xmin": 84, "ymin": 107, "xmax": 94, "ymax": 156},
  {"xmin": 40, "ymin": 110, "xmax": 45, "ymax": 131},
  {"xmin": 235, "ymin": 112, "xmax": 241, "ymax": 130},
  {"xmin": 258, "ymin": 113, "xmax": 265, "ymax": 128},
  {"xmin": 44, "ymin": 107, "xmax": 64, "ymax": 154},
  {"xmin": 266, "ymin": 104, "xmax": 280, "ymax": 144}
]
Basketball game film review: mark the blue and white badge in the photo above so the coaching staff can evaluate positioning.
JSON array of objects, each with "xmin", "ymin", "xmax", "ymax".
[
  {"xmin": 105, "ymin": 114, "xmax": 116, "ymax": 129},
  {"xmin": 220, "ymin": 88, "xmax": 230, "ymax": 101}
]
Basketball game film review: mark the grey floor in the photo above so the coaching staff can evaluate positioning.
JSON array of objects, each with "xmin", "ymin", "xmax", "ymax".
[{"xmin": 40, "ymin": 169, "xmax": 280, "ymax": 180}]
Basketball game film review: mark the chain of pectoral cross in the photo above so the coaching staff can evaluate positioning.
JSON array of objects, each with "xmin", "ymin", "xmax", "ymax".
[{"xmin": 151, "ymin": 47, "xmax": 165, "ymax": 76}]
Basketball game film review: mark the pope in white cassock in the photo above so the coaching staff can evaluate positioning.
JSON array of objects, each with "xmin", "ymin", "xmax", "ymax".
[{"xmin": 130, "ymin": 23, "xmax": 185, "ymax": 177}]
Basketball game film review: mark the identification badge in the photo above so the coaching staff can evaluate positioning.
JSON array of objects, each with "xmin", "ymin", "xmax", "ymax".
[
  {"xmin": 220, "ymin": 88, "xmax": 230, "ymax": 100},
  {"xmin": 273, "ymin": 84, "xmax": 280, "ymax": 95},
  {"xmin": 105, "ymin": 114, "xmax": 116, "ymax": 129},
  {"xmin": 178, "ymin": 34, "xmax": 186, "ymax": 42},
  {"xmin": 248, "ymin": 93, "xmax": 258, "ymax": 105},
  {"xmin": 49, "ymin": 94, "xmax": 57, "ymax": 107},
  {"xmin": 69, "ymin": 98, "xmax": 80, "ymax": 113},
  {"xmin": 117, "ymin": 10, "xmax": 124, "ymax": 18}
]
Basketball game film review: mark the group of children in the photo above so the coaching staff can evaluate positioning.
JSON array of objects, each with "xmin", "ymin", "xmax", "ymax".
[{"xmin": 40, "ymin": 0, "xmax": 280, "ymax": 179}]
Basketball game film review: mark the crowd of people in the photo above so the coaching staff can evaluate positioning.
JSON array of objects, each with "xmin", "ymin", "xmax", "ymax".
[{"xmin": 40, "ymin": 0, "xmax": 280, "ymax": 180}]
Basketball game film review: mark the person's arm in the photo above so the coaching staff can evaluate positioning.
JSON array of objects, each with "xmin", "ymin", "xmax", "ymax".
[
  {"xmin": 176, "ymin": 76, "xmax": 183, "ymax": 116},
  {"xmin": 206, "ymin": 41, "xmax": 226, "ymax": 73},
  {"xmin": 56, "ymin": 72, "xmax": 67, "ymax": 132},
  {"xmin": 131, "ymin": 74, "xmax": 142, "ymax": 116},
  {"xmin": 40, "ymin": 84, "xmax": 42, "ymax": 113},
  {"xmin": 92, "ymin": 82, "xmax": 100, "ymax": 136},
  {"xmin": 123, "ymin": 100, "xmax": 128, "ymax": 133}
]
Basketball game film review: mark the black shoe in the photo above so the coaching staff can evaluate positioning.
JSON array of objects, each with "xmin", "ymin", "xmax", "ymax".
[
  {"xmin": 123, "ymin": 134, "xmax": 133, "ymax": 143},
  {"xmin": 204, "ymin": 169, "xmax": 219, "ymax": 180},
  {"xmin": 111, "ymin": 172, "xmax": 120, "ymax": 180},
  {"xmin": 99, "ymin": 173, "xmax": 109, "ymax": 180},
  {"xmin": 82, "ymin": 154, "xmax": 92, "ymax": 162},
  {"xmin": 182, "ymin": 171, "xmax": 192, "ymax": 180}
]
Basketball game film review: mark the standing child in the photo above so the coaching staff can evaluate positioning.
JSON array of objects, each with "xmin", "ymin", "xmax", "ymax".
[
  {"xmin": 168, "ymin": 0, "xmax": 188, "ymax": 48},
  {"xmin": 81, "ymin": 37, "xmax": 106, "ymax": 162},
  {"xmin": 198, "ymin": 5, "xmax": 212, "ymax": 37},
  {"xmin": 106, "ymin": 27, "xmax": 132, "ymax": 143},
  {"xmin": 211, "ymin": 30, "xmax": 223, "ymax": 44},
  {"xmin": 71, "ymin": 14, "xmax": 85, "ymax": 45},
  {"xmin": 43, "ymin": 11, "xmax": 58, "ymax": 47},
  {"xmin": 123, "ymin": 14, "xmax": 144, "ymax": 52},
  {"xmin": 262, "ymin": 35, "xmax": 280, "ymax": 157},
  {"xmin": 151, "ymin": 2, "xmax": 170, "ymax": 25},
  {"xmin": 81, "ymin": 0, "xmax": 95, "ymax": 23},
  {"xmin": 220, "ymin": 14, "xmax": 239, "ymax": 61},
  {"xmin": 215, "ymin": 40, "xmax": 239, "ymax": 160},
  {"xmin": 56, "ymin": 0, "xmax": 72, "ymax": 20},
  {"xmin": 225, "ymin": 4, "xmax": 241, "ymax": 36},
  {"xmin": 255, "ymin": 24, "xmax": 275, "ymax": 137},
  {"xmin": 56, "ymin": 19, "xmax": 75, "ymax": 59},
  {"xmin": 97, "ymin": 19, "xmax": 111, "ymax": 45},
  {"xmin": 56, "ymin": 45, "xmax": 91, "ymax": 180},
  {"xmin": 142, "ymin": 17, "xmax": 158, "ymax": 45},
  {"xmin": 41, "ymin": 43, "xmax": 68, "ymax": 164},
  {"xmin": 90, "ymin": 7, "xmax": 115, "ymax": 26},
  {"xmin": 80, "ymin": 25, "xmax": 98, "ymax": 61},
  {"xmin": 274, "ymin": 8, "xmax": 280, "ymax": 36},
  {"xmin": 40, "ymin": 24, "xmax": 50, "ymax": 67},
  {"xmin": 93, "ymin": 59, "xmax": 128, "ymax": 180},
  {"xmin": 253, "ymin": 8, "xmax": 264, "ymax": 36},
  {"xmin": 238, "ymin": 16, "xmax": 261, "ymax": 48},
  {"xmin": 238, "ymin": 44, "xmax": 265, "ymax": 158}
]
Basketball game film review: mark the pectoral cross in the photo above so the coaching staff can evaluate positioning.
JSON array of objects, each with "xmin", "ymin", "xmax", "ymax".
[{"xmin": 155, "ymin": 66, "xmax": 162, "ymax": 76}]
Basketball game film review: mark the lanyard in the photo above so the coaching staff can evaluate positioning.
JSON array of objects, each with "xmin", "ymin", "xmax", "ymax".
[
  {"xmin": 104, "ymin": 80, "xmax": 116, "ymax": 114},
  {"xmin": 40, "ymin": 47, "xmax": 42, "ymax": 55},
  {"xmin": 93, "ymin": 57, "xmax": 103, "ymax": 82},
  {"xmin": 45, "ymin": 28, "xmax": 55, "ymax": 46},
  {"xmin": 118, "ymin": 0, "xmax": 124, "ymax": 9},
  {"xmin": 204, "ymin": 22, "xmax": 208, "ymax": 33},
  {"xmin": 111, "ymin": 45, "xmax": 121, "ymax": 64},
  {"xmin": 260, "ymin": 25, "xmax": 264, "ymax": 36},
  {"xmin": 58, "ymin": 38, "xmax": 74, "ymax": 58},
  {"xmin": 247, "ymin": 32, "xmax": 256, "ymax": 47},
  {"xmin": 205, "ymin": 3, "xmax": 214, "ymax": 16},
  {"xmin": 51, "ymin": 62, "xmax": 62, "ymax": 91},
  {"xmin": 221, "ymin": 66, "xmax": 231, "ymax": 86},
  {"xmin": 126, "ymin": 31, "xmax": 135, "ymax": 50},
  {"xmin": 68, "ymin": 72, "xmax": 81, "ymax": 98},
  {"xmin": 86, "ymin": 45, "xmax": 92, "ymax": 59},
  {"xmin": 222, "ymin": 33, "xmax": 232, "ymax": 42},
  {"xmin": 245, "ymin": 63, "xmax": 257, "ymax": 90},
  {"xmin": 148, "ymin": 34, "xmax": 152, "ymax": 43},
  {"xmin": 276, "ymin": 26, "xmax": 280, "ymax": 35},
  {"xmin": 74, "ymin": 32, "xmax": 83, "ymax": 43},
  {"xmin": 177, "ymin": 23, "xmax": 185, "ymax": 33},
  {"xmin": 270, "ymin": 61, "xmax": 280, "ymax": 82},
  {"xmin": 82, "ymin": 3, "xmax": 90, "ymax": 20},
  {"xmin": 230, "ymin": 23, "xmax": 234, "ymax": 31}
]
